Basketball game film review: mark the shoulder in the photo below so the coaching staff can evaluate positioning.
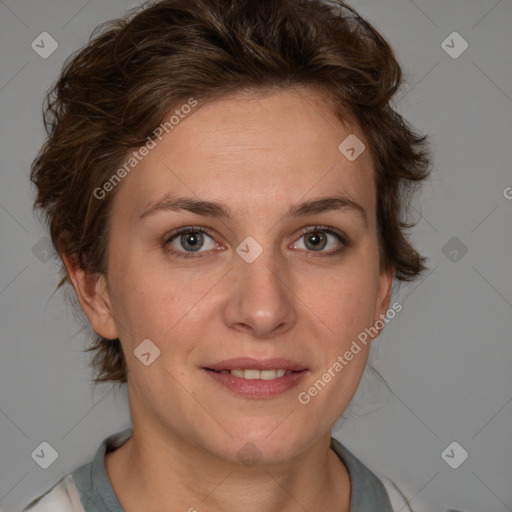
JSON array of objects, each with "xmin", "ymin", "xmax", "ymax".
[
  {"xmin": 23, "ymin": 427, "xmax": 132, "ymax": 512},
  {"xmin": 22, "ymin": 475, "xmax": 84, "ymax": 512},
  {"xmin": 330, "ymin": 437, "xmax": 432, "ymax": 512},
  {"xmin": 381, "ymin": 478, "xmax": 415, "ymax": 512},
  {"xmin": 380, "ymin": 477, "xmax": 435, "ymax": 512},
  {"xmin": 331, "ymin": 436, "xmax": 393, "ymax": 510}
]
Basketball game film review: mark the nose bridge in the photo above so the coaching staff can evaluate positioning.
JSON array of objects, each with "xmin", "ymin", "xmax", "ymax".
[{"xmin": 223, "ymin": 241, "xmax": 297, "ymax": 337}]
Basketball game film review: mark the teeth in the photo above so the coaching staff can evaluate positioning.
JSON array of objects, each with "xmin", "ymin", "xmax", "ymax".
[{"xmin": 227, "ymin": 369, "xmax": 291, "ymax": 379}]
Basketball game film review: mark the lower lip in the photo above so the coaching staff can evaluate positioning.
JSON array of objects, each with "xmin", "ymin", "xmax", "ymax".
[{"xmin": 203, "ymin": 369, "xmax": 308, "ymax": 398}]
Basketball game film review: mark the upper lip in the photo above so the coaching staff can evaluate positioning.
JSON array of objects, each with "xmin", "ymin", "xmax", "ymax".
[{"xmin": 204, "ymin": 358, "xmax": 308, "ymax": 371}]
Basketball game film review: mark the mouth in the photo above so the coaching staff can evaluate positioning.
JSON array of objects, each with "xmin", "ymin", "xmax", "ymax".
[
  {"xmin": 203, "ymin": 357, "xmax": 308, "ymax": 378},
  {"xmin": 202, "ymin": 358, "xmax": 309, "ymax": 398}
]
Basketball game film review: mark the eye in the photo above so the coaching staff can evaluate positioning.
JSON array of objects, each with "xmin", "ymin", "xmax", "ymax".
[
  {"xmin": 163, "ymin": 225, "xmax": 348, "ymax": 260},
  {"xmin": 164, "ymin": 227, "xmax": 221, "ymax": 259},
  {"xmin": 291, "ymin": 227, "xmax": 347, "ymax": 256}
]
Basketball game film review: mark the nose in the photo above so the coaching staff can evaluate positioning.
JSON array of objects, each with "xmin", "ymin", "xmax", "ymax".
[{"xmin": 221, "ymin": 246, "xmax": 298, "ymax": 339}]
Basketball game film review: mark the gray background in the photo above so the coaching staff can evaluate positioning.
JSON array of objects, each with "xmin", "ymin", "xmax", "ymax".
[{"xmin": 1, "ymin": 0, "xmax": 511, "ymax": 511}]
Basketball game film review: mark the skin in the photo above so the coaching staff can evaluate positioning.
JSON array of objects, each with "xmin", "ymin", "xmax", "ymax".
[{"xmin": 64, "ymin": 86, "xmax": 394, "ymax": 512}]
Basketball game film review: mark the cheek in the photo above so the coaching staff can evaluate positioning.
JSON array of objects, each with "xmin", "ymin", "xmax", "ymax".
[
  {"xmin": 301, "ymin": 270, "xmax": 378, "ymax": 406},
  {"xmin": 299, "ymin": 264, "xmax": 379, "ymax": 346},
  {"xmin": 109, "ymin": 258, "xmax": 219, "ymax": 352}
]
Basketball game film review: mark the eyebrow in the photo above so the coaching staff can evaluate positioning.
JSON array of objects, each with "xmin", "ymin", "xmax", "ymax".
[{"xmin": 138, "ymin": 194, "xmax": 368, "ymax": 228}]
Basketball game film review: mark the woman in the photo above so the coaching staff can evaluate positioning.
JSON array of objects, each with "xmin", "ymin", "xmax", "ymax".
[{"xmin": 24, "ymin": 0, "xmax": 431, "ymax": 510}]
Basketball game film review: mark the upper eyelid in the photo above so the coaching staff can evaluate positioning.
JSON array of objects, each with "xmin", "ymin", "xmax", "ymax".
[{"xmin": 164, "ymin": 226, "xmax": 217, "ymax": 243}]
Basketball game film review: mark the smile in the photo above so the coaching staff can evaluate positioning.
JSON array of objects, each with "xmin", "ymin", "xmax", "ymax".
[{"xmin": 203, "ymin": 366, "xmax": 308, "ymax": 398}]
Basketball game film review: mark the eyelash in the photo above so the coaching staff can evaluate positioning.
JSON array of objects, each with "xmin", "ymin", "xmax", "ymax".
[{"xmin": 163, "ymin": 225, "xmax": 349, "ymax": 260}]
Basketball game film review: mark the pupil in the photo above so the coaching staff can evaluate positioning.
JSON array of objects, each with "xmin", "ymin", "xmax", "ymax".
[
  {"xmin": 182, "ymin": 232, "xmax": 203, "ymax": 251},
  {"xmin": 306, "ymin": 232, "xmax": 326, "ymax": 251}
]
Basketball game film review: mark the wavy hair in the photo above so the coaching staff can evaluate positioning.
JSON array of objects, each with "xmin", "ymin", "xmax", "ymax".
[{"xmin": 30, "ymin": 0, "xmax": 432, "ymax": 384}]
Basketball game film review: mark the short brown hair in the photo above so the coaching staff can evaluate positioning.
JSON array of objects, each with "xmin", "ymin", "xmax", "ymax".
[{"xmin": 30, "ymin": 0, "xmax": 432, "ymax": 385}]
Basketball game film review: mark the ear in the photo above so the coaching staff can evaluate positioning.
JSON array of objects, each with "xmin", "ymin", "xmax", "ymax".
[
  {"xmin": 372, "ymin": 266, "xmax": 396, "ymax": 334},
  {"xmin": 62, "ymin": 252, "xmax": 119, "ymax": 340}
]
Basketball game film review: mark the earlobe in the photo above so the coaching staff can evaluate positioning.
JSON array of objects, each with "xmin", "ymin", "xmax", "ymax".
[{"xmin": 61, "ymin": 252, "xmax": 119, "ymax": 340}]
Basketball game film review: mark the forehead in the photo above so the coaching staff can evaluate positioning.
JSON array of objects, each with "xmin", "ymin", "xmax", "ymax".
[{"xmin": 112, "ymin": 87, "xmax": 376, "ymax": 224}]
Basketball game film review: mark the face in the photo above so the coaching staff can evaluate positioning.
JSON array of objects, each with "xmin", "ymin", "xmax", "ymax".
[{"xmin": 80, "ymin": 87, "xmax": 393, "ymax": 464}]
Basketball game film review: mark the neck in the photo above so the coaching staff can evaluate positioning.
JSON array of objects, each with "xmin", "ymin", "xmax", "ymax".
[{"xmin": 105, "ymin": 424, "xmax": 351, "ymax": 512}]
